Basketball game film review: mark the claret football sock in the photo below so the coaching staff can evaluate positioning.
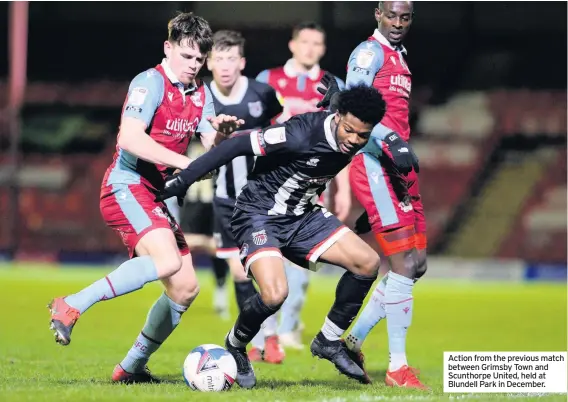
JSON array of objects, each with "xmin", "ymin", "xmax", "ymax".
[
  {"xmin": 322, "ymin": 271, "xmax": 377, "ymax": 340},
  {"xmin": 345, "ymin": 274, "xmax": 388, "ymax": 352},
  {"xmin": 383, "ymin": 271, "xmax": 414, "ymax": 371},
  {"xmin": 64, "ymin": 256, "xmax": 158, "ymax": 314},
  {"xmin": 120, "ymin": 292, "xmax": 188, "ymax": 373}
]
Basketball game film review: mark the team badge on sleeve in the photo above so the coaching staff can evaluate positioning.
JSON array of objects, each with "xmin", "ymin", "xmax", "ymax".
[
  {"xmin": 356, "ymin": 49, "xmax": 375, "ymax": 69},
  {"xmin": 263, "ymin": 126, "xmax": 286, "ymax": 145},
  {"xmin": 128, "ymin": 87, "xmax": 148, "ymax": 106}
]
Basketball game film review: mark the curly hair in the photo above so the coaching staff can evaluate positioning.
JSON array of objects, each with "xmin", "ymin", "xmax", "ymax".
[
  {"xmin": 336, "ymin": 85, "xmax": 386, "ymax": 127},
  {"xmin": 168, "ymin": 12, "xmax": 213, "ymax": 54}
]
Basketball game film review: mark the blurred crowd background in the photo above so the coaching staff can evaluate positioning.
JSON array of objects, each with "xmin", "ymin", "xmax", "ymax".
[{"xmin": 0, "ymin": 2, "xmax": 566, "ymax": 269}]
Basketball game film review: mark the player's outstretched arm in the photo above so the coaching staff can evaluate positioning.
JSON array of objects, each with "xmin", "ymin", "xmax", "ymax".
[
  {"xmin": 156, "ymin": 124, "xmax": 301, "ymax": 202},
  {"xmin": 155, "ymin": 133, "xmax": 257, "ymax": 202}
]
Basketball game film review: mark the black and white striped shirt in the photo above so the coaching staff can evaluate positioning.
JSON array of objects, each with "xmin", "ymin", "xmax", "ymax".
[
  {"xmin": 206, "ymin": 76, "xmax": 282, "ymax": 200},
  {"xmin": 237, "ymin": 112, "xmax": 352, "ymax": 216}
]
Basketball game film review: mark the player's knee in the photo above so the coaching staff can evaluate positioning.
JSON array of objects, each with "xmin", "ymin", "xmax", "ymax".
[
  {"xmin": 353, "ymin": 250, "xmax": 381, "ymax": 277},
  {"xmin": 260, "ymin": 282, "xmax": 289, "ymax": 308},
  {"xmin": 154, "ymin": 254, "xmax": 183, "ymax": 278},
  {"xmin": 414, "ymin": 250, "xmax": 428, "ymax": 280},
  {"xmin": 169, "ymin": 281, "xmax": 200, "ymax": 307}
]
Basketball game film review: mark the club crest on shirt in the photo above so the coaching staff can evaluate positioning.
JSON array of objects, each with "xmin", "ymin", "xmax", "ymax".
[
  {"xmin": 190, "ymin": 92, "xmax": 203, "ymax": 107},
  {"xmin": 248, "ymin": 101, "xmax": 263, "ymax": 118}
]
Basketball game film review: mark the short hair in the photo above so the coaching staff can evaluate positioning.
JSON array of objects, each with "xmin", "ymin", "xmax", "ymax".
[
  {"xmin": 168, "ymin": 12, "xmax": 213, "ymax": 54},
  {"xmin": 291, "ymin": 21, "xmax": 325, "ymax": 39},
  {"xmin": 212, "ymin": 30, "xmax": 246, "ymax": 57},
  {"xmin": 336, "ymin": 85, "xmax": 386, "ymax": 127},
  {"xmin": 378, "ymin": 1, "xmax": 415, "ymax": 14}
]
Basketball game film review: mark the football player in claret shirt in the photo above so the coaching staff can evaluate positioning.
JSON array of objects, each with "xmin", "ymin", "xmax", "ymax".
[
  {"xmin": 256, "ymin": 21, "xmax": 350, "ymax": 350},
  {"xmin": 338, "ymin": 1, "xmax": 430, "ymax": 391},
  {"xmin": 47, "ymin": 13, "xmax": 244, "ymax": 383},
  {"xmin": 156, "ymin": 85, "xmax": 415, "ymax": 389},
  {"xmin": 205, "ymin": 29, "xmax": 285, "ymax": 363}
]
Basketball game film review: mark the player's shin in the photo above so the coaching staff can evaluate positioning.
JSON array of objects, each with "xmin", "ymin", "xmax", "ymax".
[
  {"xmin": 383, "ymin": 271, "xmax": 414, "ymax": 371},
  {"xmin": 234, "ymin": 280, "xmax": 257, "ymax": 312},
  {"xmin": 346, "ymin": 274, "xmax": 387, "ymax": 352},
  {"xmin": 64, "ymin": 256, "xmax": 159, "ymax": 314},
  {"xmin": 120, "ymin": 292, "xmax": 189, "ymax": 373},
  {"xmin": 321, "ymin": 271, "xmax": 377, "ymax": 341},
  {"xmin": 234, "ymin": 280, "xmax": 264, "ymax": 352},
  {"xmin": 228, "ymin": 294, "xmax": 283, "ymax": 348}
]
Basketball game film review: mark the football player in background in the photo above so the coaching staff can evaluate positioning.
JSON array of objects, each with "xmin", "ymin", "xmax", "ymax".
[{"xmin": 206, "ymin": 30, "xmax": 285, "ymax": 363}]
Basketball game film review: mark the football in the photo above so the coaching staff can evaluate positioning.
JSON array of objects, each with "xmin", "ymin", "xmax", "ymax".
[{"xmin": 182, "ymin": 344, "xmax": 237, "ymax": 392}]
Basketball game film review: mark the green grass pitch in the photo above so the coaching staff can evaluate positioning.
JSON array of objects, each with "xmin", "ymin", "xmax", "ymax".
[{"xmin": 0, "ymin": 264, "xmax": 566, "ymax": 402}]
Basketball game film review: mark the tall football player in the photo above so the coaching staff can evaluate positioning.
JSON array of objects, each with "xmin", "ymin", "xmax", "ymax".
[
  {"xmin": 256, "ymin": 21, "xmax": 350, "ymax": 349},
  {"xmin": 342, "ymin": 1, "xmax": 429, "ymax": 390}
]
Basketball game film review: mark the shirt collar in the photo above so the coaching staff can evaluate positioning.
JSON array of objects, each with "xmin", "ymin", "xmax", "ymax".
[
  {"xmin": 324, "ymin": 113, "xmax": 339, "ymax": 152},
  {"xmin": 283, "ymin": 58, "xmax": 321, "ymax": 80},
  {"xmin": 372, "ymin": 29, "xmax": 407, "ymax": 54},
  {"xmin": 210, "ymin": 76, "xmax": 249, "ymax": 106},
  {"xmin": 161, "ymin": 58, "xmax": 197, "ymax": 93}
]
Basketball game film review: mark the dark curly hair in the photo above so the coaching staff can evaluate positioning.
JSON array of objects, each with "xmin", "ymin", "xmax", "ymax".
[
  {"xmin": 168, "ymin": 12, "xmax": 213, "ymax": 54},
  {"xmin": 336, "ymin": 85, "xmax": 386, "ymax": 127}
]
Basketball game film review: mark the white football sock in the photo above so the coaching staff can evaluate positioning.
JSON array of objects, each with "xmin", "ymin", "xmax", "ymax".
[
  {"xmin": 384, "ymin": 271, "xmax": 414, "ymax": 372},
  {"xmin": 345, "ymin": 273, "xmax": 388, "ymax": 352},
  {"xmin": 321, "ymin": 317, "xmax": 344, "ymax": 341}
]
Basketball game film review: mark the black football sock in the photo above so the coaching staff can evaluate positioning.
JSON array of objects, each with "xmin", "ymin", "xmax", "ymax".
[
  {"xmin": 211, "ymin": 257, "xmax": 229, "ymax": 288},
  {"xmin": 228, "ymin": 293, "xmax": 282, "ymax": 348},
  {"xmin": 234, "ymin": 280, "xmax": 257, "ymax": 312},
  {"xmin": 322, "ymin": 271, "xmax": 377, "ymax": 340}
]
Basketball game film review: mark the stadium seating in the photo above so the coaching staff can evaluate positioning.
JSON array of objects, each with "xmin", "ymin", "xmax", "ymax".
[{"xmin": 0, "ymin": 86, "xmax": 564, "ymax": 264}]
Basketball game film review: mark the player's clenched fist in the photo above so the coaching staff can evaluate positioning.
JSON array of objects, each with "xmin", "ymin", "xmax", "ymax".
[
  {"xmin": 383, "ymin": 132, "xmax": 420, "ymax": 175},
  {"xmin": 155, "ymin": 174, "xmax": 190, "ymax": 203},
  {"xmin": 207, "ymin": 114, "xmax": 245, "ymax": 137},
  {"xmin": 316, "ymin": 72, "xmax": 341, "ymax": 110}
]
